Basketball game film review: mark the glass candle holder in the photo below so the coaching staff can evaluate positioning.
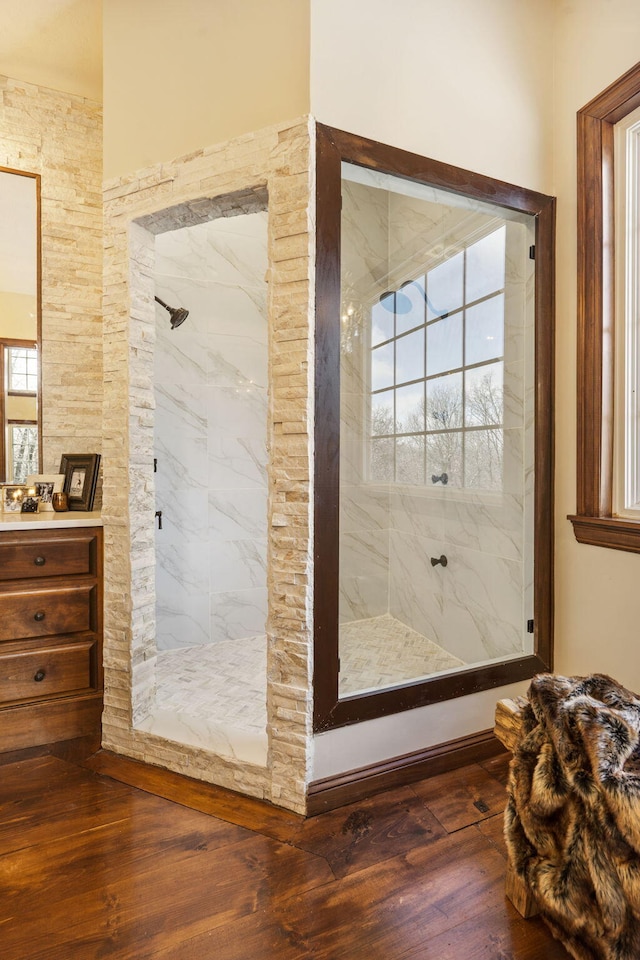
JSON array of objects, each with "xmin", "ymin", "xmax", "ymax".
[{"xmin": 52, "ymin": 492, "xmax": 69, "ymax": 512}]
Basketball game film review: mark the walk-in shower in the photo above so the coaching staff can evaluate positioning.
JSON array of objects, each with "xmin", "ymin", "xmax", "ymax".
[
  {"xmin": 147, "ymin": 210, "xmax": 269, "ymax": 764},
  {"xmin": 337, "ymin": 165, "xmax": 535, "ymax": 696},
  {"xmin": 313, "ymin": 125, "xmax": 554, "ymax": 731}
]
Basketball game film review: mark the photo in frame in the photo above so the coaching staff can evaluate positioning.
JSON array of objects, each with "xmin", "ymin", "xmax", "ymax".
[
  {"xmin": 26, "ymin": 474, "xmax": 65, "ymax": 512},
  {"xmin": 1, "ymin": 484, "xmax": 27, "ymax": 513},
  {"xmin": 59, "ymin": 454, "xmax": 101, "ymax": 511}
]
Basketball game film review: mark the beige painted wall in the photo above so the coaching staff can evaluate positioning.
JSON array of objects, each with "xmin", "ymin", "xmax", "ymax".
[
  {"xmin": 103, "ymin": 0, "xmax": 310, "ymax": 180},
  {"xmin": 0, "ymin": 0, "xmax": 102, "ymax": 100},
  {"xmin": 311, "ymin": 0, "xmax": 554, "ymax": 193},
  {"xmin": 553, "ymin": 0, "xmax": 640, "ymax": 686},
  {"xmin": 0, "ymin": 292, "xmax": 36, "ymax": 340}
]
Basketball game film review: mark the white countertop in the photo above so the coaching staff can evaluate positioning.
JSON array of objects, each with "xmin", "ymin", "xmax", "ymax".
[{"xmin": 0, "ymin": 511, "xmax": 102, "ymax": 531}]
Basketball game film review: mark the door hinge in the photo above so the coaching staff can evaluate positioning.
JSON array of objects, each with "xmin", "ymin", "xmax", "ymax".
[
  {"xmin": 527, "ymin": 619, "xmax": 534, "ymax": 634},
  {"xmin": 337, "ymin": 657, "xmax": 341, "ymax": 673},
  {"xmin": 529, "ymin": 245, "xmax": 536, "ymax": 260}
]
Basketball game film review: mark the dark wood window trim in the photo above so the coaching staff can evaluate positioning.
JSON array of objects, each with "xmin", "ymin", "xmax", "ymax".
[
  {"xmin": 570, "ymin": 61, "xmax": 640, "ymax": 552},
  {"xmin": 314, "ymin": 123, "xmax": 556, "ymax": 732}
]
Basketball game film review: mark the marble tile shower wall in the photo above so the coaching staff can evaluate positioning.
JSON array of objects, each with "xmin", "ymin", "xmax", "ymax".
[{"xmin": 154, "ymin": 213, "xmax": 268, "ymax": 649}]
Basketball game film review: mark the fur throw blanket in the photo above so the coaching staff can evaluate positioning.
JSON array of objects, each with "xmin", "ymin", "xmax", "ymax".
[{"xmin": 505, "ymin": 673, "xmax": 640, "ymax": 960}]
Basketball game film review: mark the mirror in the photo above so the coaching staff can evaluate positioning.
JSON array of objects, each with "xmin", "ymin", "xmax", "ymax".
[{"xmin": 0, "ymin": 168, "xmax": 39, "ymax": 483}]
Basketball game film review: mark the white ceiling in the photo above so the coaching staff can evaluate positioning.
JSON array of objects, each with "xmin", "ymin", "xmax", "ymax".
[{"xmin": 0, "ymin": 0, "xmax": 102, "ymax": 101}]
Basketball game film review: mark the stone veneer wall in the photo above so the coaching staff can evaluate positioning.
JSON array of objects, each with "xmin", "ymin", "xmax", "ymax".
[
  {"xmin": 102, "ymin": 118, "xmax": 314, "ymax": 813},
  {"xmin": 0, "ymin": 75, "xmax": 103, "ymax": 475}
]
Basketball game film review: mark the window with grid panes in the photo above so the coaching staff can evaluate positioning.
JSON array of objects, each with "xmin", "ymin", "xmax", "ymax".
[{"xmin": 369, "ymin": 226, "xmax": 505, "ymax": 490}]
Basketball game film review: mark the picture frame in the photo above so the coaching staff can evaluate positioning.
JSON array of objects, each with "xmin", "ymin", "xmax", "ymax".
[
  {"xmin": 26, "ymin": 474, "xmax": 65, "ymax": 512},
  {"xmin": 1, "ymin": 484, "xmax": 27, "ymax": 513},
  {"xmin": 59, "ymin": 454, "xmax": 101, "ymax": 512}
]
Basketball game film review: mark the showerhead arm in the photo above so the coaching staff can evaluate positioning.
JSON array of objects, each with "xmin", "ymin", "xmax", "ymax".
[{"xmin": 154, "ymin": 295, "xmax": 189, "ymax": 329}]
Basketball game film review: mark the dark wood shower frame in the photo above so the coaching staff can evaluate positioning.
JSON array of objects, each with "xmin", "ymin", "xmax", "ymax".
[{"xmin": 313, "ymin": 123, "xmax": 555, "ymax": 732}]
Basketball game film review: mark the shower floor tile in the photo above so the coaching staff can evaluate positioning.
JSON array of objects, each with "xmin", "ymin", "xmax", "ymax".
[
  {"xmin": 155, "ymin": 636, "xmax": 267, "ymax": 731},
  {"xmin": 148, "ymin": 636, "xmax": 268, "ymax": 765},
  {"xmin": 339, "ymin": 614, "xmax": 464, "ymax": 696},
  {"xmin": 147, "ymin": 618, "xmax": 461, "ymax": 762}
]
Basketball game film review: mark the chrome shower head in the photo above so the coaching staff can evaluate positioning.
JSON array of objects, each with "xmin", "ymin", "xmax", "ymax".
[{"xmin": 154, "ymin": 295, "xmax": 189, "ymax": 329}]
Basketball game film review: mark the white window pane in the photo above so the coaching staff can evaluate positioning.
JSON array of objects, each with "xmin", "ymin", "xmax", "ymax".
[
  {"xmin": 395, "ymin": 383, "xmax": 424, "ymax": 433},
  {"xmin": 427, "ymin": 251, "xmax": 463, "ymax": 320},
  {"xmin": 396, "ymin": 277, "xmax": 426, "ymax": 335},
  {"xmin": 8, "ymin": 346, "xmax": 37, "ymax": 392},
  {"xmin": 464, "ymin": 428, "xmax": 503, "ymax": 490},
  {"xmin": 426, "ymin": 432, "xmax": 462, "ymax": 487},
  {"xmin": 371, "ymin": 342, "xmax": 394, "ymax": 391},
  {"xmin": 466, "ymin": 295, "xmax": 504, "ymax": 365},
  {"xmin": 466, "ymin": 227, "xmax": 506, "ymax": 303},
  {"xmin": 370, "ymin": 437, "xmax": 394, "ymax": 481},
  {"xmin": 427, "ymin": 313, "xmax": 463, "ymax": 376},
  {"xmin": 371, "ymin": 390, "xmax": 394, "ymax": 436},
  {"xmin": 426, "ymin": 372, "xmax": 462, "ymax": 429},
  {"xmin": 371, "ymin": 295, "xmax": 394, "ymax": 345},
  {"xmin": 465, "ymin": 361, "xmax": 503, "ymax": 426},
  {"xmin": 396, "ymin": 328, "xmax": 424, "ymax": 384},
  {"xmin": 396, "ymin": 436, "xmax": 425, "ymax": 484},
  {"xmin": 11, "ymin": 425, "xmax": 38, "ymax": 483}
]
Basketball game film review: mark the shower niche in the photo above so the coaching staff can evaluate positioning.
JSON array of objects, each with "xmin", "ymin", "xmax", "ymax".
[
  {"xmin": 314, "ymin": 126, "xmax": 555, "ymax": 730},
  {"xmin": 141, "ymin": 209, "xmax": 270, "ymax": 764}
]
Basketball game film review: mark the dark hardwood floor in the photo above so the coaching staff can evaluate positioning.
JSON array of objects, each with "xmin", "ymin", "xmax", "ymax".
[{"xmin": 0, "ymin": 743, "xmax": 569, "ymax": 959}]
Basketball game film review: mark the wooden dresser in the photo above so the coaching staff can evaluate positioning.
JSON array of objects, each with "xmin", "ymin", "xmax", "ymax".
[{"xmin": 0, "ymin": 524, "xmax": 103, "ymax": 751}]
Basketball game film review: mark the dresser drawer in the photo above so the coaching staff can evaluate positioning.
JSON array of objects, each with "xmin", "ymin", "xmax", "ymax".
[
  {"xmin": 0, "ymin": 586, "xmax": 93, "ymax": 642},
  {"xmin": 0, "ymin": 534, "xmax": 94, "ymax": 581},
  {"xmin": 0, "ymin": 641, "xmax": 94, "ymax": 704}
]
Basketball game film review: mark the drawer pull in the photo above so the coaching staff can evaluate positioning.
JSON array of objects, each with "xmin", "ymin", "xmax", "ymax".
[
  {"xmin": 34, "ymin": 670, "xmax": 46, "ymax": 682},
  {"xmin": 33, "ymin": 611, "xmax": 46, "ymax": 622},
  {"xmin": 34, "ymin": 556, "xmax": 46, "ymax": 567}
]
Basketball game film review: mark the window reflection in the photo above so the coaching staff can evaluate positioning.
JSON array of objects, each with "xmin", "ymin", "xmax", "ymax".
[
  {"xmin": 371, "ymin": 294, "xmax": 394, "ymax": 345},
  {"xmin": 366, "ymin": 226, "xmax": 507, "ymax": 490},
  {"xmin": 466, "ymin": 227, "xmax": 506, "ymax": 302},
  {"xmin": 337, "ymin": 156, "xmax": 536, "ymax": 701},
  {"xmin": 371, "ymin": 342, "xmax": 394, "ymax": 391},
  {"xmin": 427, "ymin": 314, "xmax": 462, "ymax": 376},
  {"xmin": 466, "ymin": 296, "xmax": 504, "ymax": 365},
  {"xmin": 395, "ymin": 328, "xmax": 424, "ymax": 384},
  {"xmin": 396, "ymin": 278, "xmax": 426, "ymax": 334},
  {"xmin": 427, "ymin": 251, "xmax": 464, "ymax": 320}
]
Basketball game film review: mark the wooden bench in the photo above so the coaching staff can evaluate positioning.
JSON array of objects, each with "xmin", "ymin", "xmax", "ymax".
[{"xmin": 494, "ymin": 696, "xmax": 539, "ymax": 919}]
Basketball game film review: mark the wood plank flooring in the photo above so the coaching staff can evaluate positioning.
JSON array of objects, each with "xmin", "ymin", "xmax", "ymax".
[{"xmin": 0, "ymin": 746, "xmax": 569, "ymax": 959}]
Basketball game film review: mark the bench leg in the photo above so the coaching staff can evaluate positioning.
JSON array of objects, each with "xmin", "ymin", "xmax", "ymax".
[{"xmin": 505, "ymin": 861, "xmax": 539, "ymax": 918}]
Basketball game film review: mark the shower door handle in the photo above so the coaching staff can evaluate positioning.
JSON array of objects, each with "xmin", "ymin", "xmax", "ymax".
[{"xmin": 155, "ymin": 510, "xmax": 163, "ymax": 530}]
